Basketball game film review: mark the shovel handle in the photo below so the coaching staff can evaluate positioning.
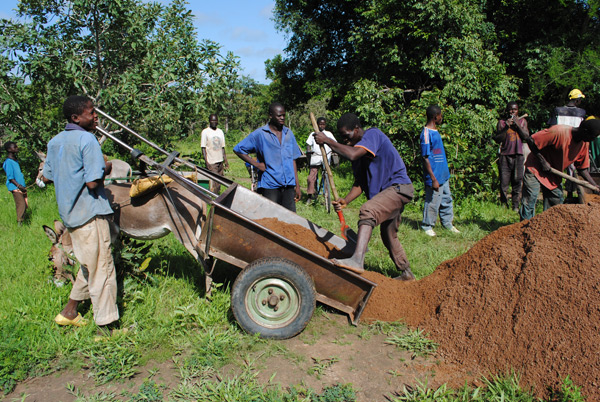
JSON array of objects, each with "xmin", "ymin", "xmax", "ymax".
[
  {"xmin": 548, "ymin": 167, "xmax": 598, "ymax": 191},
  {"xmin": 309, "ymin": 113, "xmax": 340, "ymax": 201}
]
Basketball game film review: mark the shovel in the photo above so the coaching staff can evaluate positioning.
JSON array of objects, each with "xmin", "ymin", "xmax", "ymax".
[
  {"xmin": 549, "ymin": 167, "xmax": 598, "ymax": 192},
  {"xmin": 309, "ymin": 113, "xmax": 358, "ymax": 243}
]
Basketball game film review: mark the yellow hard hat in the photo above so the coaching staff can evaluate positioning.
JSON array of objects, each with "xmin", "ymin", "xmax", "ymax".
[{"xmin": 569, "ymin": 89, "xmax": 585, "ymax": 99}]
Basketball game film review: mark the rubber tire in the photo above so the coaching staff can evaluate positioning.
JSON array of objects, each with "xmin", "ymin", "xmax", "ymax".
[{"xmin": 231, "ymin": 257, "xmax": 316, "ymax": 339}]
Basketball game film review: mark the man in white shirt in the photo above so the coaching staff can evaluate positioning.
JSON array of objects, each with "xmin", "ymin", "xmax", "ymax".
[
  {"xmin": 201, "ymin": 114, "xmax": 228, "ymax": 193},
  {"xmin": 306, "ymin": 117, "xmax": 337, "ymax": 204}
]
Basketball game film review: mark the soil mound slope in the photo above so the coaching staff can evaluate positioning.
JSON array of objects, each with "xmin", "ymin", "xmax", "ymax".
[{"xmin": 362, "ymin": 203, "xmax": 600, "ymax": 399}]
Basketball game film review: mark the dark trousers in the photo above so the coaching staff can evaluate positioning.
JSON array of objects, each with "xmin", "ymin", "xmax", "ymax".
[
  {"xmin": 258, "ymin": 186, "xmax": 297, "ymax": 212},
  {"xmin": 519, "ymin": 169, "xmax": 563, "ymax": 221},
  {"xmin": 498, "ymin": 154, "xmax": 524, "ymax": 209}
]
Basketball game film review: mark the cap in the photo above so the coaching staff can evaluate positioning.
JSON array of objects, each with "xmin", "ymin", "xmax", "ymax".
[{"xmin": 569, "ymin": 89, "xmax": 585, "ymax": 99}]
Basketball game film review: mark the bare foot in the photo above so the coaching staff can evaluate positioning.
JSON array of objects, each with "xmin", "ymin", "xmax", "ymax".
[{"xmin": 331, "ymin": 258, "xmax": 365, "ymax": 274}]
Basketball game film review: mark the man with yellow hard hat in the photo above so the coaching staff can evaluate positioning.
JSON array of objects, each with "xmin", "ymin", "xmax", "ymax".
[{"xmin": 547, "ymin": 88, "xmax": 587, "ymax": 201}]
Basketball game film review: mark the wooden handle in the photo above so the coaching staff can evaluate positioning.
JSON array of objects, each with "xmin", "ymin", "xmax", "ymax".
[
  {"xmin": 310, "ymin": 113, "xmax": 340, "ymax": 200},
  {"xmin": 548, "ymin": 167, "xmax": 598, "ymax": 191}
]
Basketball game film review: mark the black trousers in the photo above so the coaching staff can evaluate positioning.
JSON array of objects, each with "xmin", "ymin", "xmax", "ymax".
[
  {"xmin": 498, "ymin": 154, "xmax": 524, "ymax": 209},
  {"xmin": 258, "ymin": 186, "xmax": 296, "ymax": 212}
]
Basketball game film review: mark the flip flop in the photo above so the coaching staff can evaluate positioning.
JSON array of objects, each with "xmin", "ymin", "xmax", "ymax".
[{"xmin": 54, "ymin": 313, "xmax": 87, "ymax": 327}]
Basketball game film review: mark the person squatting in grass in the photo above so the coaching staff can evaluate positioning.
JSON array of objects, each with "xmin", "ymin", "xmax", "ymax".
[
  {"xmin": 42, "ymin": 95, "xmax": 120, "ymax": 333},
  {"xmin": 494, "ymin": 101, "xmax": 529, "ymax": 212},
  {"xmin": 314, "ymin": 112, "xmax": 416, "ymax": 281},
  {"xmin": 233, "ymin": 102, "xmax": 302, "ymax": 212},
  {"xmin": 518, "ymin": 118, "xmax": 600, "ymax": 221},
  {"xmin": 3, "ymin": 141, "xmax": 29, "ymax": 225},
  {"xmin": 201, "ymin": 113, "xmax": 228, "ymax": 194},
  {"xmin": 420, "ymin": 105, "xmax": 460, "ymax": 237}
]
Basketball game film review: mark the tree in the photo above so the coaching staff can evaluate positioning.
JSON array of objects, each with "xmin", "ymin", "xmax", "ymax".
[
  {"xmin": 272, "ymin": 0, "xmax": 515, "ymax": 197},
  {"xmin": 1, "ymin": 0, "xmax": 241, "ymax": 173}
]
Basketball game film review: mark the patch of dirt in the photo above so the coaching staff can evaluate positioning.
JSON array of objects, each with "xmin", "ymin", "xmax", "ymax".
[
  {"xmin": 225, "ymin": 313, "xmax": 480, "ymax": 400},
  {"xmin": 360, "ymin": 204, "xmax": 600, "ymax": 400},
  {"xmin": 4, "ymin": 360, "xmax": 180, "ymax": 402},
  {"xmin": 3, "ymin": 314, "xmax": 473, "ymax": 402}
]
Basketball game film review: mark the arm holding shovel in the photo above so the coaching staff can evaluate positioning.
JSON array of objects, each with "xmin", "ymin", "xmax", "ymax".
[
  {"xmin": 310, "ymin": 113, "xmax": 357, "ymax": 241},
  {"xmin": 516, "ymin": 122, "xmax": 600, "ymax": 193}
]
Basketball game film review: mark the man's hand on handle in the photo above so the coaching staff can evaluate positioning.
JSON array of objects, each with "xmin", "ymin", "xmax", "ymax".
[{"xmin": 332, "ymin": 198, "xmax": 347, "ymax": 212}]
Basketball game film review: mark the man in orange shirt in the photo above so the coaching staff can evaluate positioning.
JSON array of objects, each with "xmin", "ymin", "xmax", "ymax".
[{"xmin": 519, "ymin": 119, "xmax": 600, "ymax": 221}]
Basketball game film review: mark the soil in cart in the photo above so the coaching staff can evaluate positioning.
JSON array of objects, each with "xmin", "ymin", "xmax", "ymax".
[{"xmin": 254, "ymin": 217, "xmax": 348, "ymax": 259}]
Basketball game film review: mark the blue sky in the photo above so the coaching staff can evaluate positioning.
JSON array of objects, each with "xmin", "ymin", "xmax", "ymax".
[{"xmin": 0, "ymin": 0, "xmax": 287, "ymax": 84}]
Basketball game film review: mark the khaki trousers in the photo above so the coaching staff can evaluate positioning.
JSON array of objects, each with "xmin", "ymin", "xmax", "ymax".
[
  {"xmin": 11, "ymin": 190, "xmax": 27, "ymax": 223},
  {"xmin": 69, "ymin": 216, "xmax": 119, "ymax": 326}
]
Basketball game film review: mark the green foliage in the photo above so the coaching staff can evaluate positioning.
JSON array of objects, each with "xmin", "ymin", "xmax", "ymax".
[
  {"xmin": 385, "ymin": 328, "xmax": 438, "ymax": 358},
  {"xmin": 308, "ymin": 356, "xmax": 340, "ymax": 379},
  {"xmin": 311, "ymin": 383, "xmax": 357, "ymax": 402},
  {"xmin": 0, "ymin": 0, "xmax": 243, "ymax": 171},
  {"xmin": 390, "ymin": 374, "xmax": 583, "ymax": 401},
  {"xmin": 547, "ymin": 375, "xmax": 586, "ymax": 402},
  {"xmin": 285, "ymin": 383, "xmax": 357, "ymax": 402},
  {"xmin": 272, "ymin": 0, "xmax": 600, "ymax": 199},
  {"xmin": 83, "ymin": 340, "xmax": 139, "ymax": 385}
]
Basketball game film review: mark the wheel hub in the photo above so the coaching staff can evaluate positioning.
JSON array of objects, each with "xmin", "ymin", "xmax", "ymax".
[{"xmin": 246, "ymin": 277, "xmax": 301, "ymax": 329}]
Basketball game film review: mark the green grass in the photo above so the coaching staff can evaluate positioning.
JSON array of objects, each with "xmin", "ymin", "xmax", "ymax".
[
  {"xmin": 389, "ymin": 374, "xmax": 585, "ymax": 402},
  {"xmin": 0, "ymin": 146, "xmax": 583, "ymax": 401},
  {"xmin": 385, "ymin": 328, "xmax": 439, "ymax": 358}
]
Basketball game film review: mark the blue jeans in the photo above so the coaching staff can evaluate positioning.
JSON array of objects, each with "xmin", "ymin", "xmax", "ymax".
[
  {"xmin": 519, "ymin": 170, "xmax": 563, "ymax": 221},
  {"xmin": 421, "ymin": 180, "xmax": 454, "ymax": 230}
]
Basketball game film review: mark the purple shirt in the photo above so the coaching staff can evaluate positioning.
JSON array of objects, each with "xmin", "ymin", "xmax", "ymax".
[
  {"xmin": 353, "ymin": 127, "xmax": 411, "ymax": 199},
  {"xmin": 497, "ymin": 119, "xmax": 526, "ymax": 155}
]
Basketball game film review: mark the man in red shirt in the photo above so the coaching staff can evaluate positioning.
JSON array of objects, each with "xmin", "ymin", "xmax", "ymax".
[{"xmin": 519, "ymin": 119, "xmax": 600, "ymax": 221}]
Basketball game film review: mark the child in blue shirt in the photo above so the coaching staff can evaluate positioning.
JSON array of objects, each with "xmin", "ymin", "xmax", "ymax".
[
  {"xmin": 3, "ymin": 141, "xmax": 28, "ymax": 224},
  {"xmin": 420, "ymin": 105, "xmax": 459, "ymax": 237}
]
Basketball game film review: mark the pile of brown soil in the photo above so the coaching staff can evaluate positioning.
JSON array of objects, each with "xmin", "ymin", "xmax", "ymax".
[
  {"xmin": 361, "ymin": 204, "xmax": 600, "ymax": 400},
  {"xmin": 254, "ymin": 218, "xmax": 347, "ymax": 259}
]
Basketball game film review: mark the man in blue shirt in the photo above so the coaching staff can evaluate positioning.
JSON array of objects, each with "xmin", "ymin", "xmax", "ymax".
[
  {"xmin": 314, "ymin": 113, "xmax": 416, "ymax": 281},
  {"xmin": 234, "ymin": 102, "xmax": 302, "ymax": 211},
  {"xmin": 3, "ymin": 141, "xmax": 28, "ymax": 224},
  {"xmin": 420, "ymin": 105, "xmax": 459, "ymax": 237},
  {"xmin": 43, "ymin": 95, "xmax": 119, "ymax": 331}
]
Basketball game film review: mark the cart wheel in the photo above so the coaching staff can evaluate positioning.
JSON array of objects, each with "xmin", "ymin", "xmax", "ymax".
[{"xmin": 231, "ymin": 257, "xmax": 316, "ymax": 339}]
